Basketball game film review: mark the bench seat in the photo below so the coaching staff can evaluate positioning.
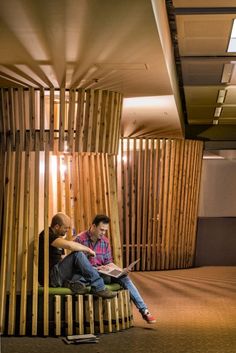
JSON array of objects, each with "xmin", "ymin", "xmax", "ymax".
[{"xmin": 37, "ymin": 285, "xmax": 133, "ymax": 336}]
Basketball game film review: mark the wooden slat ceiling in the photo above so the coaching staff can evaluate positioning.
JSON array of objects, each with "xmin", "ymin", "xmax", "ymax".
[{"xmin": 1, "ymin": 0, "xmax": 236, "ymax": 141}]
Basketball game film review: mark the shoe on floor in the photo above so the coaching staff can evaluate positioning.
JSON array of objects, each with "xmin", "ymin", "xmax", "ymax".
[
  {"xmin": 142, "ymin": 309, "xmax": 156, "ymax": 324},
  {"xmin": 64, "ymin": 280, "xmax": 89, "ymax": 294},
  {"xmin": 92, "ymin": 288, "xmax": 117, "ymax": 299}
]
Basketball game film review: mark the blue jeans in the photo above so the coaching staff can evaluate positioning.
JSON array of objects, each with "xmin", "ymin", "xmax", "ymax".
[
  {"xmin": 81, "ymin": 272, "xmax": 147, "ymax": 314},
  {"xmin": 50, "ymin": 251, "xmax": 105, "ymax": 292},
  {"xmin": 113, "ymin": 275, "xmax": 147, "ymax": 315}
]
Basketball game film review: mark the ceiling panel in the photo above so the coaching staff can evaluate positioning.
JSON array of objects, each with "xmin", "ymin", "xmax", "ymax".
[
  {"xmin": 181, "ymin": 59, "xmax": 225, "ymax": 85},
  {"xmin": 172, "ymin": 0, "xmax": 236, "ymax": 139},
  {"xmin": 173, "ymin": 0, "xmax": 236, "ymax": 7},
  {"xmin": 176, "ymin": 14, "xmax": 235, "ymax": 56}
]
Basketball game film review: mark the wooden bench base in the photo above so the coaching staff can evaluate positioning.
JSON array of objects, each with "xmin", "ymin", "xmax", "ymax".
[{"xmin": 53, "ymin": 289, "xmax": 133, "ymax": 336}]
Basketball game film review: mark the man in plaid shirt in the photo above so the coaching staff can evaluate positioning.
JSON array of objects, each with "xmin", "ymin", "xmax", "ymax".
[{"xmin": 75, "ymin": 214, "xmax": 156, "ymax": 324}]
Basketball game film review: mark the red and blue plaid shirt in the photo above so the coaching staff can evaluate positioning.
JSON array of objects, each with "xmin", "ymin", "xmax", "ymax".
[{"xmin": 74, "ymin": 230, "xmax": 113, "ymax": 267}]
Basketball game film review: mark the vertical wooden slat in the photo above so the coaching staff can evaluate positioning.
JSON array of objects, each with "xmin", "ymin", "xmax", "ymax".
[
  {"xmin": 110, "ymin": 93, "xmax": 120, "ymax": 154},
  {"xmin": 125, "ymin": 138, "xmax": 130, "ymax": 267},
  {"xmin": 9, "ymin": 88, "xmax": 16, "ymax": 148},
  {"xmin": 83, "ymin": 154, "xmax": 92, "ymax": 227},
  {"xmin": 18, "ymin": 88, "xmax": 25, "ymax": 150},
  {"xmin": 99, "ymin": 91, "xmax": 109, "ymax": 153},
  {"xmin": 43, "ymin": 134, "xmax": 50, "ymax": 336},
  {"xmin": 19, "ymin": 134, "xmax": 30, "ymax": 335},
  {"xmin": 54, "ymin": 295, "xmax": 61, "ymax": 336},
  {"xmin": 94, "ymin": 154, "xmax": 103, "ymax": 214},
  {"xmin": 75, "ymin": 89, "xmax": 85, "ymax": 152},
  {"xmin": 182, "ymin": 141, "xmax": 192, "ymax": 268},
  {"xmin": 39, "ymin": 88, "xmax": 45, "ymax": 150},
  {"xmin": 67, "ymin": 89, "xmax": 76, "ymax": 152},
  {"xmin": 169, "ymin": 140, "xmax": 181, "ymax": 269},
  {"xmin": 78, "ymin": 154, "xmax": 86, "ymax": 230},
  {"xmin": 189, "ymin": 142, "xmax": 203, "ymax": 266},
  {"xmin": 49, "ymin": 88, "xmax": 54, "ymax": 151},
  {"xmin": 105, "ymin": 92, "xmax": 115, "ymax": 154},
  {"xmin": 5, "ymin": 148, "xmax": 15, "ymax": 333},
  {"xmin": 0, "ymin": 89, "xmax": 6, "ymax": 148},
  {"xmin": 156, "ymin": 139, "xmax": 165, "ymax": 269},
  {"xmin": 97, "ymin": 297, "xmax": 104, "ymax": 334},
  {"xmin": 136, "ymin": 139, "xmax": 143, "ymax": 270},
  {"xmin": 65, "ymin": 295, "xmax": 73, "ymax": 335},
  {"xmin": 173, "ymin": 140, "xmax": 184, "ymax": 268},
  {"xmin": 160, "ymin": 139, "xmax": 170, "ymax": 270},
  {"xmin": 32, "ymin": 133, "xmax": 40, "ymax": 335},
  {"xmin": 59, "ymin": 88, "xmax": 65, "ymax": 152},
  {"xmin": 86, "ymin": 90, "xmax": 94, "ymax": 152},
  {"xmin": 75, "ymin": 295, "xmax": 84, "ymax": 335},
  {"xmin": 120, "ymin": 139, "xmax": 125, "ymax": 256},
  {"xmin": 107, "ymin": 155, "xmax": 122, "ymax": 267},
  {"xmin": 115, "ymin": 94, "xmax": 123, "ymax": 154},
  {"xmin": 82, "ymin": 91, "xmax": 90, "ymax": 151},
  {"xmin": 8, "ymin": 138, "xmax": 21, "ymax": 335},
  {"xmin": 85, "ymin": 295, "xmax": 94, "ymax": 334},
  {"xmin": 151, "ymin": 139, "xmax": 159, "ymax": 270},
  {"xmin": 131, "ymin": 139, "xmax": 136, "ymax": 264},
  {"xmin": 29, "ymin": 88, "xmax": 35, "ymax": 151},
  {"xmin": 178, "ymin": 141, "xmax": 189, "ymax": 268},
  {"xmin": 0, "ymin": 141, "xmax": 12, "ymax": 334},
  {"xmin": 146, "ymin": 139, "xmax": 154, "ymax": 270},
  {"xmin": 165, "ymin": 139, "xmax": 176, "ymax": 269},
  {"xmin": 90, "ymin": 153, "xmax": 97, "ymax": 218},
  {"xmin": 72, "ymin": 153, "xmax": 80, "ymax": 232},
  {"xmin": 184, "ymin": 141, "xmax": 197, "ymax": 266},
  {"xmin": 57, "ymin": 154, "xmax": 62, "ymax": 211},
  {"xmin": 141, "ymin": 139, "xmax": 149, "ymax": 271},
  {"xmin": 92, "ymin": 90, "xmax": 102, "ymax": 152}
]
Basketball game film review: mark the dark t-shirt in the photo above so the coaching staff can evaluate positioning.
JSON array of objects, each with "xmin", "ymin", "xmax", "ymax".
[{"xmin": 38, "ymin": 227, "xmax": 65, "ymax": 285}]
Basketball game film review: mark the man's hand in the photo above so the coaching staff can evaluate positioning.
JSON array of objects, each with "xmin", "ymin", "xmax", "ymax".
[{"xmin": 88, "ymin": 249, "xmax": 96, "ymax": 257}]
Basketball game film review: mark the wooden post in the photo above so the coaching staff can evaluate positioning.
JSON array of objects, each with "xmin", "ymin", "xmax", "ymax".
[
  {"xmin": 0, "ymin": 141, "xmax": 12, "ymax": 334},
  {"xmin": 32, "ymin": 133, "xmax": 40, "ymax": 335},
  {"xmin": 54, "ymin": 295, "xmax": 61, "ymax": 336},
  {"xmin": 8, "ymin": 138, "xmax": 21, "ymax": 335},
  {"xmin": 43, "ymin": 134, "xmax": 50, "ymax": 336},
  {"xmin": 19, "ymin": 134, "xmax": 30, "ymax": 335},
  {"xmin": 75, "ymin": 295, "xmax": 84, "ymax": 335}
]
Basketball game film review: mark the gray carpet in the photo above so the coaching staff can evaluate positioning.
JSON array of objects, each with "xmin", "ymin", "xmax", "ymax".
[{"xmin": 2, "ymin": 266, "xmax": 236, "ymax": 353}]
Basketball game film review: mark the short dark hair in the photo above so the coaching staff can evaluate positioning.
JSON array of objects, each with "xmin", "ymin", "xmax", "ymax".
[{"xmin": 92, "ymin": 214, "xmax": 110, "ymax": 226}]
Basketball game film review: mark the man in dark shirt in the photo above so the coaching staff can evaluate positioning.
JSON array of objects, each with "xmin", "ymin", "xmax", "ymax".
[{"xmin": 38, "ymin": 212, "xmax": 116, "ymax": 299}]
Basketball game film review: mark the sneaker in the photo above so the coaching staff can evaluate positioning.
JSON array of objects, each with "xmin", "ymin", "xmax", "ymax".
[
  {"xmin": 92, "ymin": 288, "xmax": 117, "ymax": 299},
  {"xmin": 142, "ymin": 309, "xmax": 156, "ymax": 324},
  {"xmin": 64, "ymin": 280, "xmax": 89, "ymax": 295}
]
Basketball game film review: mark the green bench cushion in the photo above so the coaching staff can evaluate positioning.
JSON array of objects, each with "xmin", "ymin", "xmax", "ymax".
[{"xmin": 38, "ymin": 283, "xmax": 121, "ymax": 295}]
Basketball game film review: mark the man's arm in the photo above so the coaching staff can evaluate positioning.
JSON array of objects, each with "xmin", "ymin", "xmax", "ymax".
[{"xmin": 51, "ymin": 237, "xmax": 96, "ymax": 256}]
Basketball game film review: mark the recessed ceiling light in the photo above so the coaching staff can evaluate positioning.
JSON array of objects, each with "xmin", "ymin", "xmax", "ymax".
[
  {"xmin": 213, "ymin": 119, "xmax": 219, "ymax": 125},
  {"xmin": 227, "ymin": 19, "xmax": 236, "ymax": 52},
  {"xmin": 217, "ymin": 90, "xmax": 226, "ymax": 104},
  {"xmin": 221, "ymin": 63, "xmax": 234, "ymax": 83},
  {"xmin": 214, "ymin": 107, "xmax": 222, "ymax": 117}
]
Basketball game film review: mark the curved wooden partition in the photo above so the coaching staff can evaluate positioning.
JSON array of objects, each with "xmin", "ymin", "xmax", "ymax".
[
  {"xmin": 117, "ymin": 138, "xmax": 203, "ymax": 271},
  {"xmin": 0, "ymin": 88, "xmax": 122, "ymax": 336}
]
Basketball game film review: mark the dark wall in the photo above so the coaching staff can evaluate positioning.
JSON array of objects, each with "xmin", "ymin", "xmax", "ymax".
[{"xmin": 195, "ymin": 217, "xmax": 236, "ymax": 266}]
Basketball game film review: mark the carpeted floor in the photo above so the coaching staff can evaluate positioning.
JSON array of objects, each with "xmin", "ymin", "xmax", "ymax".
[{"xmin": 2, "ymin": 266, "xmax": 236, "ymax": 353}]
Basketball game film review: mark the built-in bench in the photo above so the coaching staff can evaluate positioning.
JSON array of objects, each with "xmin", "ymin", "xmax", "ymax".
[{"xmin": 38, "ymin": 284, "xmax": 133, "ymax": 336}]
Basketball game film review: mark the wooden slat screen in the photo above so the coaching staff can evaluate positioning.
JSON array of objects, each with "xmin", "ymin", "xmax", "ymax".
[
  {"xmin": 0, "ymin": 87, "xmax": 122, "ymax": 336},
  {"xmin": 0, "ymin": 88, "xmax": 122, "ymax": 154},
  {"xmin": 117, "ymin": 138, "xmax": 203, "ymax": 270}
]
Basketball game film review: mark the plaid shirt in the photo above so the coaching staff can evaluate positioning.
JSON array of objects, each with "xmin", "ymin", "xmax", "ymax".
[{"xmin": 75, "ymin": 230, "xmax": 113, "ymax": 267}]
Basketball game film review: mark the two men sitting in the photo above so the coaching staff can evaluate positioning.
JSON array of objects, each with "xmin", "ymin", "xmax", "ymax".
[{"xmin": 38, "ymin": 213, "xmax": 156, "ymax": 324}]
